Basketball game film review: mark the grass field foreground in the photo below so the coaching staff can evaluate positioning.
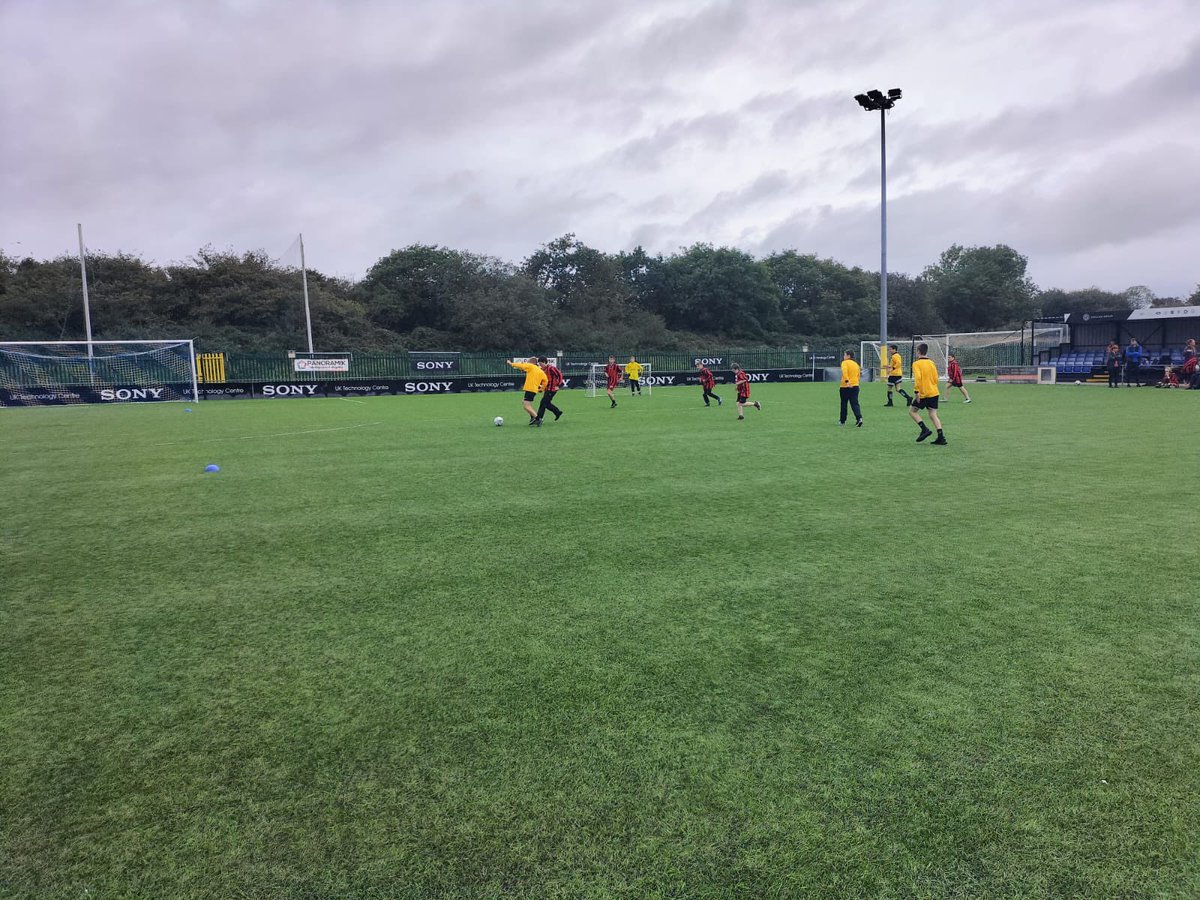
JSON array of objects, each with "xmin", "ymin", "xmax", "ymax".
[{"xmin": 2, "ymin": 383, "xmax": 1198, "ymax": 897}]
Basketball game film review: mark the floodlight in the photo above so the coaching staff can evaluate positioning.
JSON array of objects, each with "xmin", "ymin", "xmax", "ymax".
[{"xmin": 851, "ymin": 86, "xmax": 905, "ymax": 367}]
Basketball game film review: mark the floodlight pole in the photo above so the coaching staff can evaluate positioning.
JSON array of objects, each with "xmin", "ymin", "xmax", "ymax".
[
  {"xmin": 879, "ymin": 107, "xmax": 888, "ymax": 357},
  {"xmin": 854, "ymin": 88, "xmax": 900, "ymax": 374}
]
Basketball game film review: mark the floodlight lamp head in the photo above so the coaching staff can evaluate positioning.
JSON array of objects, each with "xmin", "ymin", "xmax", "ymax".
[
  {"xmin": 854, "ymin": 93, "xmax": 874, "ymax": 109},
  {"xmin": 866, "ymin": 89, "xmax": 885, "ymax": 102},
  {"xmin": 888, "ymin": 88, "xmax": 902, "ymax": 98}
]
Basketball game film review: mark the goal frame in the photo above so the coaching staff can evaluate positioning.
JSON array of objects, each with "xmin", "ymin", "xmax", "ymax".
[
  {"xmin": 586, "ymin": 362, "xmax": 653, "ymax": 397},
  {"xmin": 860, "ymin": 337, "xmax": 950, "ymax": 383},
  {"xmin": 0, "ymin": 339, "xmax": 199, "ymax": 404}
]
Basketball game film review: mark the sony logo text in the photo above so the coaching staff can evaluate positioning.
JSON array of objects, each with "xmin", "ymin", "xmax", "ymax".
[
  {"xmin": 262, "ymin": 384, "xmax": 320, "ymax": 397},
  {"xmin": 100, "ymin": 388, "xmax": 165, "ymax": 401},
  {"xmin": 414, "ymin": 360, "xmax": 456, "ymax": 370},
  {"xmin": 644, "ymin": 375, "xmax": 676, "ymax": 386},
  {"xmin": 405, "ymin": 381, "xmax": 454, "ymax": 393},
  {"xmin": 747, "ymin": 373, "xmax": 769, "ymax": 382},
  {"xmin": 693, "ymin": 357, "xmax": 724, "ymax": 366}
]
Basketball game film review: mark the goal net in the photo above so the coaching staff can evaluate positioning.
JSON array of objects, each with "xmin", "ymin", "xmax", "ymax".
[
  {"xmin": 586, "ymin": 362, "xmax": 653, "ymax": 397},
  {"xmin": 946, "ymin": 326, "xmax": 1068, "ymax": 380},
  {"xmin": 860, "ymin": 337, "xmax": 949, "ymax": 382},
  {"xmin": 0, "ymin": 340, "xmax": 199, "ymax": 406}
]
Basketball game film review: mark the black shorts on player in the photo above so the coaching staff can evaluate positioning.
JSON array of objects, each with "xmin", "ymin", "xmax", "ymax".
[
  {"xmin": 913, "ymin": 396, "xmax": 939, "ymax": 410},
  {"xmin": 887, "ymin": 375, "xmax": 903, "ymax": 387},
  {"xmin": 523, "ymin": 390, "xmax": 536, "ymax": 402}
]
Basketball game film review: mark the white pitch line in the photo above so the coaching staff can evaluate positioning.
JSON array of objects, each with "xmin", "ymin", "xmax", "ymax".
[
  {"xmin": 340, "ymin": 397, "xmax": 366, "ymax": 404},
  {"xmin": 154, "ymin": 421, "xmax": 385, "ymax": 446}
]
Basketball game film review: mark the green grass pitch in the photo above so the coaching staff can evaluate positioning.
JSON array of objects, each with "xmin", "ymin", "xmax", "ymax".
[{"xmin": 2, "ymin": 383, "xmax": 1198, "ymax": 898}]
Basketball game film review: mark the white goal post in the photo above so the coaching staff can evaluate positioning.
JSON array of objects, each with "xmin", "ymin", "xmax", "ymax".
[
  {"xmin": 586, "ymin": 362, "xmax": 652, "ymax": 397},
  {"xmin": 0, "ymin": 340, "xmax": 199, "ymax": 406},
  {"xmin": 860, "ymin": 337, "xmax": 949, "ymax": 382}
]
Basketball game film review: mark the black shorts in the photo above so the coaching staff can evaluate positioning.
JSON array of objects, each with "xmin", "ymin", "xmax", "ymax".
[
  {"xmin": 523, "ymin": 391, "xmax": 536, "ymax": 402},
  {"xmin": 913, "ymin": 396, "xmax": 939, "ymax": 410},
  {"xmin": 737, "ymin": 394, "xmax": 751, "ymax": 403},
  {"xmin": 949, "ymin": 378, "xmax": 963, "ymax": 388},
  {"xmin": 887, "ymin": 375, "xmax": 903, "ymax": 386}
]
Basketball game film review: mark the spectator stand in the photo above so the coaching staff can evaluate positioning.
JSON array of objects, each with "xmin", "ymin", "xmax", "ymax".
[{"xmin": 1035, "ymin": 307, "xmax": 1200, "ymax": 384}]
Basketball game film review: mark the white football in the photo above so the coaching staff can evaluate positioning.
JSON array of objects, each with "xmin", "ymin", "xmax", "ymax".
[{"xmin": 494, "ymin": 416, "xmax": 504, "ymax": 426}]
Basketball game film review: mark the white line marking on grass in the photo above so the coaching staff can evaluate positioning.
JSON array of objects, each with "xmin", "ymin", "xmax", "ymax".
[
  {"xmin": 340, "ymin": 398, "xmax": 366, "ymax": 404},
  {"xmin": 154, "ymin": 422, "xmax": 385, "ymax": 446}
]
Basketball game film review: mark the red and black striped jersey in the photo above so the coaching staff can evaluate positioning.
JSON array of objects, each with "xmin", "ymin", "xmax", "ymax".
[
  {"xmin": 947, "ymin": 359, "xmax": 962, "ymax": 382},
  {"xmin": 735, "ymin": 370, "xmax": 751, "ymax": 396},
  {"xmin": 543, "ymin": 364, "xmax": 564, "ymax": 391},
  {"xmin": 605, "ymin": 363, "xmax": 621, "ymax": 384},
  {"xmin": 698, "ymin": 366, "xmax": 715, "ymax": 388}
]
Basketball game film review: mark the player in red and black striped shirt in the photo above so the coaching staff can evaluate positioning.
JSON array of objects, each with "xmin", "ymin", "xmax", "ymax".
[
  {"xmin": 946, "ymin": 354, "xmax": 971, "ymax": 403},
  {"xmin": 732, "ymin": 363, "xmax": 762, "ymax": 420},
  {"xmin": 604, "ymin": 355, "xmax": 621, "ymax": 408},
  {"xmin": 536, "ymin": 356, "xmax": 565, "ymax": 423},
  {"xmin": 695, "ymin": 361, "xmax": 722, "ymax": 407}
]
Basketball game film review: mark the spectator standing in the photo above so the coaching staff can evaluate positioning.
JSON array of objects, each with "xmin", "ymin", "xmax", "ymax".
[
  {"xmin": 1106, "ymin": 341, "xmax": 1122, "ymax": 389},
  {"xmin": 1124, "ymin": 338, "xmax": 1144, "ymax": 387}
]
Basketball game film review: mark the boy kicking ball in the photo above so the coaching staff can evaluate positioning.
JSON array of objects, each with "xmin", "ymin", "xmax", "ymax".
[
  {"xmin": 508, "ymin": 356, "xmax": 548, "ymax": 426},
  {"xmin": 732, "ymin": 364, "xmax": 762, "ymax": 420},
  {"xmin": 908, "ymin": 343, "xmax": 947, "ymax": 445}
]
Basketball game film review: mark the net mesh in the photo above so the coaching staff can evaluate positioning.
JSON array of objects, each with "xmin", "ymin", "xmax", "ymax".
[{"xmin": 0, "ymin": 341, "xmax": 197, "ymax": 404}]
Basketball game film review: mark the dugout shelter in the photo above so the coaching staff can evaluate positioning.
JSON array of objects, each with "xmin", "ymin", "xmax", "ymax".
[{"xmin": 1036, "ymin": 306, "xmax": 1200, "ymax": 381}]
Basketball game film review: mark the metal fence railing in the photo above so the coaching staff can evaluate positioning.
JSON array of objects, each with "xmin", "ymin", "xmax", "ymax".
[{"xmin": 216, "ymin": 348, "xmax": 850, "ymax": 383}]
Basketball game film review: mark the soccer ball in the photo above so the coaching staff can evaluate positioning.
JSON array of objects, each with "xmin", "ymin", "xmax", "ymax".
[{"xmin": 494, "ymin": 416, "xmax": 504, "ymax": 426}]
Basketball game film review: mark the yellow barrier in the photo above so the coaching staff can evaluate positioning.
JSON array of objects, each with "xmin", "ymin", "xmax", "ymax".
[{"xmin": 196, "ymin": 352, "xmax": 226, "ymax": 383}]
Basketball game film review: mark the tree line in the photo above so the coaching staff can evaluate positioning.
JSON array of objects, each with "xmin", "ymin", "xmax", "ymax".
[{"xmin": 0, "ymin": 236, "xmax": 1194, "ymax": 352}]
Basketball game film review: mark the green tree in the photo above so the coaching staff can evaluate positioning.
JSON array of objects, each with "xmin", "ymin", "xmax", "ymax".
[
  {"xmin": 645, "ymin": 244, "xmax": 784, "ymax": 338},
  {"xmin": 0, "ymin": 255, "xmax": 85, "ymax": 340},
  {"xmin": 763, "ymin": 251, "xmax": 879, "ymax": 335},
  {"xmin": 357, "ymin": 245, "xmax": 481, "ymax": 335},
  {"xmin": 160, "ymin": 248, "xmax": 315, "ymax": 350},
  {"xmin": 1036, "ymin": 287, "xmax": 1131, "ymax": 318},
  {"xmin": 924, "ymin": 244, "xmax": 1038, "ymax": 331},
  {"xmin": 884, "ymin": 272, "xmax": 943, "ymax": 337},
  {"xmin": 359, "ymin": 246, "xmax": 553, "ymax": 350},
  {"xmin": 523, "ymin": 234, "xmax": 626, "ymax": 311}
]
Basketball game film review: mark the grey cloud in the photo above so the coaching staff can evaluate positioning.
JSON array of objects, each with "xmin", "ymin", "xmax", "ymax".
[
  {"xmin": 894, "ymin": 40, "xmax": 1200, "ymax": 174},
  {"xmin": 608, "ymin": 111, "xmax": 743, "ymax": 171},
  {"xmin": 685, "ymin": 170, "xmax": 798, "ymax": 229},
  {"xmin": 757, "ymin": 142, "xmax": 1200, "ymax": 294},
  {"xmin": 2, "ymin": 0, "xmax": 1199, "ymax": 297}
]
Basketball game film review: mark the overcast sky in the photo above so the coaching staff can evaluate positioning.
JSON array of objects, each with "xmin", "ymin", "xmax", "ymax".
[{"xmin": 3, "ymin": 0, "xmax": 1198, "ymax": 297}]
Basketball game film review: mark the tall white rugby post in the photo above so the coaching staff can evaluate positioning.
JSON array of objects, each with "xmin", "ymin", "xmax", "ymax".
[
  {"xmin": 299, "ymin": 233, "xmax": 314, "ymax": 354},
  {"xmin": 77, "ymin": 223, "xmax": 94, "ymax": 360},
  {"xmin": 854, "ymin": 88, "xmax": 902, "ymax": 376}
]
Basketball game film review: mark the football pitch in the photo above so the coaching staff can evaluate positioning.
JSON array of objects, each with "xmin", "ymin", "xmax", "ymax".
[{"xmin": 3, "ymin": 383, "xmax": 1198, "ymax": 898}]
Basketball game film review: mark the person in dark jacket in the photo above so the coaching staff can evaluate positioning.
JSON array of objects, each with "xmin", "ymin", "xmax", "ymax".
[
  {"xmin": 1124, "ymin": 338, "xmax": 1144, "ymax": 387},
  {"xmin": 1106, "ymin": 341, "xmax": 1122, "ymax": 388}
]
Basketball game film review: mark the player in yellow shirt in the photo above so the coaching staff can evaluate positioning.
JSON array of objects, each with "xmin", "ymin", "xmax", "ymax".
[
  {"xmin": 508, "ymin": 357, "xmax": 548, "ymax": 426},
  {"xmin": 885, "ymin": 343, "xmax": 913, "ymax": 407},
  {"xmin": 624, "ymin": 356, "xmax": 643, "ymax": 396},
  {"xmin": 907, "ymin": 342, "xmax": 947, "ymax": 444},
  {"xmin": 838, "ymin": 350, "xmax": 863, "ymax": 427}
]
